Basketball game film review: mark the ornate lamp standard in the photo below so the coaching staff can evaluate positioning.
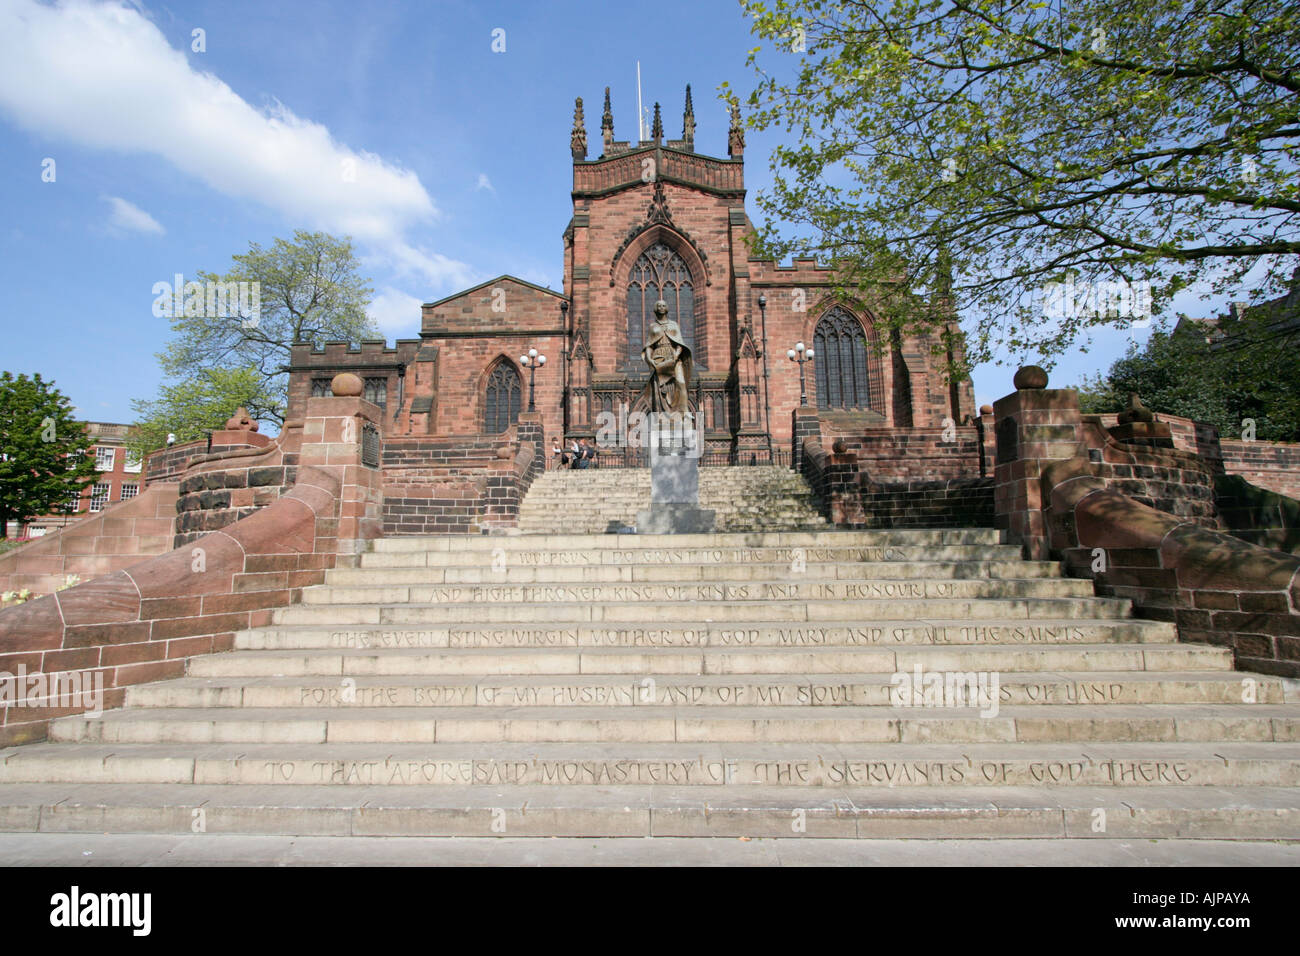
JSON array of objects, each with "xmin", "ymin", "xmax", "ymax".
[
  {"xmin": 520, "ymin": 348, "xmax": 546, "ymax": 412},
  {"xmin": 787, "ymin": 341, "xmax": 815, "ymax": 407},
  {"xmin": 757, "ymin": 294, "xmax": 774, "ymax": 464}
]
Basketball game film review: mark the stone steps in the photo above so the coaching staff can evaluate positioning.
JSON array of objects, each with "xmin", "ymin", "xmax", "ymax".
[
  {"xmin": 300, "ymin": 578, "xmax": 1099, "ymax": 604},
  {"xmin": 236, "ymin": 618, "xmax": 1176, "ymax": 649},
  {"xmin": 6, "ymin": 784, "xmax": 1300, "ymax": 841},
  {"xmin": 275, "ymin": 596, "xmax": 1138, "ymax": 624},
  {"xmin": 49, "ymin": 704, "xmax": 1300, "ymax": 745},
  {"xmin": 367, "ymin": 527, "xmax": 1004, "ymax": 550},
  {"xmin": 362, "ymin": 544, "xmax": 1023, "ymax": 565},
  {"xmin": 522, "ymin": 490, "xmax": 821, "ymax": 499},
  {"xmin": 520, "ymin": 496, "xmax": 822, "ymax": 507},
  {"xmin": 518, "ymin": 466, "xmax": 828, "ymax": 533},
  {"xmin": 540, "ymin": 502, "xmax": 814, "ymax": 510},
  {"xmin": 184, "ymin": 643, "xmax": 1231, "ymax": 676},
  {"xmin": 124, "ymin": 671, "xmax": 1283, "ymax": 708},
  {"xmin": 6, "ymin": 741, "xmax": 1300, "ymax": 787},
  {"xmin": 330, "ymin": 558, "xmax": 1068, "ymax": 584},
  {"xmin": 535, "ymin": 465, "xmax": 799, "ymax": 481},
  {"xmin": 516, "ymin": 519, "xmax": 831, "ymax": 533},
  {"xmin": 6, "ymin": 525, "xmax": 1300, "ymax": 849}
]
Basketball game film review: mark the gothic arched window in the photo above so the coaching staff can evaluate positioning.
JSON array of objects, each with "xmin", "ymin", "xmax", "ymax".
[
  {"xmin": 363, "ymin": 377, "xmax": 388, "ymax": 408},
  {"xmin": 626, "ymin": 242, "xmax": 694, "ymax": 369},
  {"xmin": 814, "ymin": 308, "xmax": 871, "ymax": 410},
  {"xmin": 484, "ymin": 361, "xmax": 522, "ymax": 433}
]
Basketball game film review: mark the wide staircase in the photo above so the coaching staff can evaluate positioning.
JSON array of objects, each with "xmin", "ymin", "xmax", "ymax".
[
  {"xmin": 2, "ymin": 527, "xmax": 1300, "ymax": 850},
  {"xmin": 518, "ymin": 465, "xmax": 827, "ymax": 533}
]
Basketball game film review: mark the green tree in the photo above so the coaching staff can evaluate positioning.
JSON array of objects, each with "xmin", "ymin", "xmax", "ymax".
[
  {"xmin": 0, "ymin": 372, "xmax": 98, "ymax": 538},
  {"xmin": 1074, "ymin": 369, "xmax": 1126, "ymax": 416},
  {"xmin": 735, "ymin": 0, "xmax": 1300, "ymax": 365},
  {"xmin": 150, "ymin": 230, "xmax": 377, "ymax": 428},
  {"xmin": 127, "ymin": 367, "xmax": 265, "ymax": 463},
  {"xmin": 1069, "ymin": 314, "xmax": 1300, "ymax": 440}
]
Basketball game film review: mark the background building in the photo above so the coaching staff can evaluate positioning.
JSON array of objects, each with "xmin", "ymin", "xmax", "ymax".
[
  {"xmin": 12, "ymin": 421, "xmax": 143, "ymax": 538},
  {"xmin": 286, "ymin": 85, "xmax": 975, "ymax": 464}
]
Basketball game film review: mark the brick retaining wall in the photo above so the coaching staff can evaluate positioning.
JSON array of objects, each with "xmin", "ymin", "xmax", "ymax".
[
  {"xmin": 824, "ymin": 426, "xmax": 983, "ymax": 483},
  {"xmin": 382, "ymin": 414, "xmax": 545, "ymax": 534}
]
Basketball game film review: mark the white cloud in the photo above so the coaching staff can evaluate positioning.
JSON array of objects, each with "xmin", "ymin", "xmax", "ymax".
[
  {"xmin": 377, "ymin": 241, "xmax": 478, "ymax": 292},
  {"xmin": 0, "ymin": 0, "xmax": 470, "ymax": 289},
  {"xmin": 103, "ymin": 195, "xmax": 163, "ymax": 235},
  {"xmin": 516, "ymin": 267, "xmax": 554, "ymax": 289},
  {"xmin": 475, "ymin": 173, "xmax": 494, "ymax": 192},
  {"xmin": 367, "ymin": 287, "xmax": 423, "ymax": 337}
]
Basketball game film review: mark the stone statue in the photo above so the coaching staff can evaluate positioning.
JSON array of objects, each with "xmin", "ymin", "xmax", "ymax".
[
  {"xmin": 640, "ymin": 300, "xmax": 693, "ymax": 419},
  {"xmin": 634, "ymin": 302, "xmax": 714, "ymax": 534}
]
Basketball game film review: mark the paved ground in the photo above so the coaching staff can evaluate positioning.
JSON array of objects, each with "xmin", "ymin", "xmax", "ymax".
[{"xmin": 1, "ymin": 834, "xmax": 1297, "ymax": 866}]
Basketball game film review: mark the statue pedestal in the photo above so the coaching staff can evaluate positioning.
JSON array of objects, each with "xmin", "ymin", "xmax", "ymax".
[
  {"xmin": 636, "ymin": 430, "xmax": 714, "ymax": 535},
  {"xmin": 637, "ymin": 500, "xmax": 715, "ymax": 534}
]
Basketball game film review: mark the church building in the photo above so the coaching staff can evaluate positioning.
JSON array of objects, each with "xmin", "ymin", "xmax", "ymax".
[{"xmin": 286, "ymin": 86, "xmax": 976, "ymax": 463}]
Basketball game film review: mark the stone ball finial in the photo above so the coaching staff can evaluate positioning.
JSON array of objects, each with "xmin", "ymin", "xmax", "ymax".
[
  {"xmin": 330, "ymin": 372, "xmax": 364, "ymax": 397},
  {"xmin": 653, "ymin": 299, "xmax": 668, "ymax": 318},
  {"xmin": 1117, "ymin": 391, "xmax": 1155, "ymax": 424},
  {"xmin": 832, "ymin": 438, "xmax": 848, "ymax": 455},
  {"xmin": 224, "ymin": 407, "xmax": 256, "ymax": 430},
  {"xmin": 979, "ymin": 404, "xmax": 994, "ymax": 416},
  {"xmin": 1013, "ymin": 365, "xmax": 1048, "ymax": 390}
]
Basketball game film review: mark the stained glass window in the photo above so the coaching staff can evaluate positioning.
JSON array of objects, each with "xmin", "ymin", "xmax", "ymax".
[
  {"xmin": 814, "ymin": 308, "xmax": 871, "ymax": 410},
  {"xmin": 627, "ymin": 242, "xmax": 694, "ymax": 368},
  {"xmin": 485, "ymin": 362, "xmax": 522, "ymax": 433}
]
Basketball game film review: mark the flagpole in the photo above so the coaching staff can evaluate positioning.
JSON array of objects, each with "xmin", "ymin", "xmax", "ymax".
[{"xmin": 636, "ymin": 61, "xmax": 644, "ymax": 141}]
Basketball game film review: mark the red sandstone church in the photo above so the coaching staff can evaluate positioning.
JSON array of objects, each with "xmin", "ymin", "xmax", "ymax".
[{"xmin": 286, "ymin": 86, "xmax": 976, "ymax": 461}]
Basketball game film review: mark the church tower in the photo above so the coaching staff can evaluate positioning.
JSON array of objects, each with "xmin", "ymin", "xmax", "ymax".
[
  {"xmin": 285, "ymin": 83, "xmax": 976, "ymax": 465},
  {"xmin": 562, "ymin": 84, "xmax": 757, "ymax": 459}
]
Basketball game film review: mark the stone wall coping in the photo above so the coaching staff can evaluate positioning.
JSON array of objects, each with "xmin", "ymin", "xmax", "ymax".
[
  {"xmin": 186, "ymin": 441, "xmax": 283, "ymax": 472},
  {"xmin": 1082, "ymin": 420, "xmax": 1208, "ymax": 471},
  {"xmin": 1047, "ymin": 458, "xmax": 1300, "ymax": 603}
]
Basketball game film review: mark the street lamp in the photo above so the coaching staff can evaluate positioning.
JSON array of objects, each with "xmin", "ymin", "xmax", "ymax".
[
  {"xmin": 520, "ymin": 348, "xmax": 546, "ymax": 412},
  {"xmin": 757, "ymin": 294, "xmax": 773, "ymax": 464},
  {"xmin": 787, "ymin": 340, "xmax": 815, "ymax": 407}
]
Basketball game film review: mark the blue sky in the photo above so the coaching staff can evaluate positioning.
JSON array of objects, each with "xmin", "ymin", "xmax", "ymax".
[{"xmin": 0, "ymin": 0, "xmax": 1236, "ymax": 428}]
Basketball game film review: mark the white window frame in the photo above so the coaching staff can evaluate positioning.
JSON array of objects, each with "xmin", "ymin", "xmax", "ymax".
[
  {"xmin": 89, "ymin": 483, "xmax": 111, "ymax": 512},
  {"xmin": 119, "ymin": 482, "xmax": 139, "ymax": 501},
  {"xmin": 123, "ymin": 451, "xmax": 143, "ymax": 474},
  {"xmin": 94, "ymin": 446, "xmax": 116, "ymax": 471}
]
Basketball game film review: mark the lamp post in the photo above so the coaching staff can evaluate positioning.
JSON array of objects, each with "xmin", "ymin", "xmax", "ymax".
[
  {"xmin": 559, "ymin": 299, "xmax": 570, "ymax": 434},
  {"xmin": 520, "ymin": 348, "xmax": 546, "ymax": 412},
  {"xmin": 757, "ymin": 294, "xmax": 774, "ymax": 465},
  {"xmin": 787, "ymin": 341, "xmax": 814, "ymax": 407}
]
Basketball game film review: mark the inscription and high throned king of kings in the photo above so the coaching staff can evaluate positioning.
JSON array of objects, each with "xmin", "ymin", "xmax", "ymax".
[{"xmin": 637, "ymin": 299, "xmax": 715, "ymax": 534}]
